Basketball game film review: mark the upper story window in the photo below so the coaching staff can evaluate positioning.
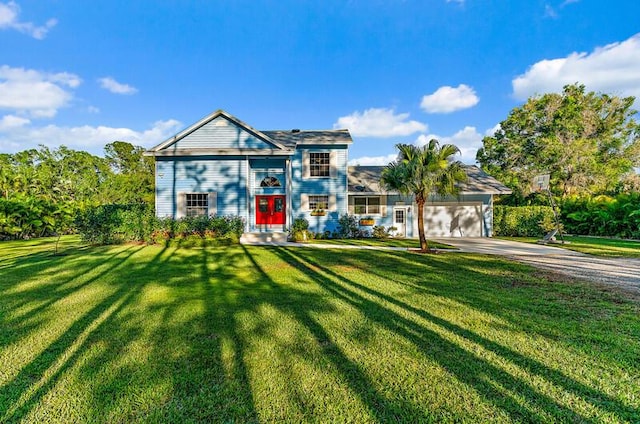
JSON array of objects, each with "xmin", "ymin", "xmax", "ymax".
[
  {"xmin": 186, "ymin": 193, "xmax": 208, "ymax": 216},
  {"xmin": 309, "ymin": 152, "xmax": 330, "ymax": 177},
  {"xmin": 354, "ymin": 196, "xmax": 380, "ymax": 214}
]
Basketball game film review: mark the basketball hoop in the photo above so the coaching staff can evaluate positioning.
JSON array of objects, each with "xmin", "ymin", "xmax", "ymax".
[
  {"xmin": 532, "ymin": 174, "xmax": 550, "ymax": 192},
  {"xmin": 531, "ymin": 173, "xmax": 566, "ymax": 245}
]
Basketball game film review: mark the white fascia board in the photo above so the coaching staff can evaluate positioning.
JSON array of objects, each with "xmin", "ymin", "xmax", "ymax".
[{"xmin": 150, "ymin": 148, "xmax": 294, "ymax": 157}]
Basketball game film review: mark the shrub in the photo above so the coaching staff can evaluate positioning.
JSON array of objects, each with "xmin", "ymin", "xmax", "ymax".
[
  {"xmin": 291, "ymin": 218, "xmax": 309, "ymax": 232},
  {"xmin": 336, "ymin": 214, "xmax": 359, "ymax": 238},
  {"xmin": 372, "ymin": 225, "xmax": 397, "ymax": 239},
  {"xmin": 561, "ymin": 193, "xmax": 640, "ymax": 238},
  {"xmin": 76, "ymin": 204, "xmax": 244, "ymax": 245},
  {"xmin": 289, "ymin": 218, "xmax": 313, "ymax": 242},
  {"xmin": 493, "ymin": 206, "xmax": 555, "ymax": 237},
  {"xmin": 0, "ymin": 196, "xmax": 74, "ymax": 240},
  {"xmin": 75, "ymin": 203, "xmax": 155, "ymax": 244}
]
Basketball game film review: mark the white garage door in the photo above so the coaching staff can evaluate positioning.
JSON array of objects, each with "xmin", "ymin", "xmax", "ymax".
[{"xmin": 416, "ymin": 203, "xmax": 483, "ymax": 237}]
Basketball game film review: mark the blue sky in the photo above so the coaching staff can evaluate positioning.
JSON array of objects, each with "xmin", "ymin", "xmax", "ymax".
[{"xmin": 1, "ymin": 0, "xmax": 639, "ymax": 164}]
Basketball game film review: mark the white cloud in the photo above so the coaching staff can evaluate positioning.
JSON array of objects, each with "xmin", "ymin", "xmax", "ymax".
[
  {"xmin": 446, "ymin": 0, "xmax": 464, "ymax": 4},
  {"xmin": 513, "ymin": 33, "xmax": 640, "ymax": 101},
  {"xmin": 0, "ymin": 114, "xmax": 29, "ymax": 130},
  {"xmin": 0, "ymin": 1, "xmax": 56, "ymax": 39},
  {"xmin": 415, "ymin": 126, "xmax": 485, "ymax": 164},
  {"xmin": 348, "ymin": 124, "xmax": 496, "ymax": 166},
  {"xmin": 98, "ymin": 77, "xmax": 138, "ymax": 95},
  {"xmin": 87, "ymin": 106, "xmax": 100, "ymax": 114},
  {"xmin": 0, "ymin": 117, "xmax": 182, "ymax": 154},
  {"xmin": 0, "ymin": 65, "xmax": 81, "ymax": 117},
  {"xmin": 348, "ymin": 153, "xmax": 398, "ymax": 166},
  {"xmin": 484, "ymin": 123, "xmax": 501, "ymax": 137},
  {"xmin": 420, "ymin": 84, "xmax": 479, "ymax": 113},
  {"xmin": 334, "ymin": 108, "xmax": 427, "ymax": 137}
]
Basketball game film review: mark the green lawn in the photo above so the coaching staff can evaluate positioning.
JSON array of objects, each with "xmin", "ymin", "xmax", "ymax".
[
  {"xmin": 305, "ymin": 237, "xmax": 455, "ymax": 249},
  {"xmin": 1, "ymin": 237, "xmax": 638, "ymax": 423},
  {"xmin": 500, "ymin": 235, "xmax": 640, "ymax": 257}
]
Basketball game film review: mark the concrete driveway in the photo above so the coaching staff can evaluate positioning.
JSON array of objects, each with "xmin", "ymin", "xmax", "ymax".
[
  {"xmin": 433, "ymin": 237, "xmax": 584, "ymax": 256},
  {"xmin": 436, "ymin": 237, "xmax": 640, "ymax": 295}
]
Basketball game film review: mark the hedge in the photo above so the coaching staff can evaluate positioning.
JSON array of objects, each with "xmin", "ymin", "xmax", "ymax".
[
  {"xmin": 75, "ymin": 204, "xmax": 244, "ymax": 245},
  {"xmin": 493, "ymin": 206, "xmax": 556, "ymax": 237}
]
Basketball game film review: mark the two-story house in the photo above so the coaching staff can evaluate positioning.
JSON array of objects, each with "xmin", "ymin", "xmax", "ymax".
[{"xmin": 145, "ymin": 110, "xmax": 511, "ymax": 242}]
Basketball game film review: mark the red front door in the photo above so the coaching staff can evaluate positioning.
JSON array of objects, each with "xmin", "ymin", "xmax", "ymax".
[{"xmin": 256, "ymin": 195, "xmax": 286, "ymax": 225}]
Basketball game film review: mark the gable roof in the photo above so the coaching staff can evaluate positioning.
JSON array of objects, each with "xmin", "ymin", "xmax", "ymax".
[
  {"xmin": 146, "ymin": 110, "xmax": 290, "ymax": 156},
  {"xmin": 146, "ymin": 110, "xmax": 352, "ymax": 157},
  {"xmin": 348, "ymin": 165, "xmax": 512, "ymax": 195}
]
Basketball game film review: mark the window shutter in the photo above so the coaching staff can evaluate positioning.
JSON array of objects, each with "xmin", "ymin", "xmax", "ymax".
[
  {"xmin": 301, "ymin": 194, "xmax": 309, "ymax": 211},
  {"xmin": 207, "ymin": 192, "xmax": 217, "ymax": 216},
  {"xmin": 177, "ymin": 192, "xmax": 186, "ymax": 218},
  {"xmin": 380, "ymin": 195, "xmax": 387, "ymax": 217},
  {"xmin": 329, "ymin": 151, "xmax": 338, "ymax": 178},
  {"xmin": 329, "ymin": 194, "xmax": 337, "ymax": 211},
  {"xmin": 348, "ymin": 196, "xmax": 354, "ymax": 214},
  {"xmin": 302, "ymin": 151, "xmax": 310, "ymax": 179}
]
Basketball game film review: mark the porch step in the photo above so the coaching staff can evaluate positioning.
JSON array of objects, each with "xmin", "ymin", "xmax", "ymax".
[{"xmin": 240, "ymin": 232, "xmax": 289, "ymax": 245}]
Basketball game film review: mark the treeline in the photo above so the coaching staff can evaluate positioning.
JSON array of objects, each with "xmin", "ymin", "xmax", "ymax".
[
  {"xmin": 0, "ymin": 141, "xmax": 153, "ymax": 240},
  {"xmin": 479, "ymin": 84, "xmax": 640, "ymax": 239}
]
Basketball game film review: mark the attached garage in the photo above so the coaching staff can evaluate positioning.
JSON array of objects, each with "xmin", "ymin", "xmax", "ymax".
[
  {"xmin": 419, "ymin": 203, "xmax": 483, "ymax": 237},
  {"xmin": 348, "ymin": 165, "xmax": 511, "ymax": 238}
]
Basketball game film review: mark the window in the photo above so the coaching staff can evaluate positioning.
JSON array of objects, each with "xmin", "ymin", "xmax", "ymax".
[
  {"xmin": 260, "ymin": 176, "xmax": 281, "ymax": 187},
  {"xmin": 258, "ymin": 197, "xmax": 268, "ymax": 213},
  {"xmin": 308, "ymin": 195, "xmax": 329, "ymax": 210},
  {"xmin": 309, "ymin": 152, "xmax": 330, "ymax": 177},
  {"xmin": 186, "ymin": 193, "xmax": 208, "ymax": 216},
  {"xmin": 354, "ymin": 197, "xmax": 380, "ymax": 214}
]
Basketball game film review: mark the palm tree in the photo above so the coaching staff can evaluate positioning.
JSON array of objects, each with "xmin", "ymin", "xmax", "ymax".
[{"xmin": 381, "ymin": 140, "xmax": 467, "ymax": 251}]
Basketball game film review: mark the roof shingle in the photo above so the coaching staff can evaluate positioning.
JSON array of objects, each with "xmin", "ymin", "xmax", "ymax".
[{"xmin": 348, "ymin": 165, "xmax": 512, "ymax": 195}]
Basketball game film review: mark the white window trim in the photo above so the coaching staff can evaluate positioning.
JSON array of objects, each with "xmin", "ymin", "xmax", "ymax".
[
  {"xmin": 349, "ymin": 194, "xmax": 387, "ymax": 216},
  {"xmin": 177, "ymin": 191, "xmax": 217, "ymax": 218},
  {"xmin": 301, "ymin": 193, "xmax": 337, "ymax": 211},
  {"xmin": 302, "ymin": 150, "xmax": 338, "ymax": 179}
]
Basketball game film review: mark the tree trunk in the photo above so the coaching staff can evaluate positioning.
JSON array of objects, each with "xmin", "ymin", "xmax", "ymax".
[{"xmin": 416, "ymin": 199, "xmax": 429, "ymax": 251}]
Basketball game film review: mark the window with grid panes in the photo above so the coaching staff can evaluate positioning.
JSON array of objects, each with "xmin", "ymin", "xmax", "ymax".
[
  {"xmin": 308, "ymin": 195, "xmax": 329, "ymax": 210},
  {"xmin": 186, "ymin": 193, "xmax": 208, "ymax": 216},
  {"xmin": 353, "ymin": 197, "xmax": 380, "ymax": 214},
  {"xmin": 309, "ymin": 152, "xmax": 330, "ymax": 177}
]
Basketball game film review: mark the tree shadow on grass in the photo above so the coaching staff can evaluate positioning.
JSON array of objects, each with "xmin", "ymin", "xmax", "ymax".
[
  {"xmin": 0, "ymin": 245, "xmax": 145, "ymax": 351},
  {"xmin": 330, "ymin": 249, "xmax": 639, "ymax": 362},
  {"xmin": 240, "ymin": 245, "xmax": 433, "ymax": 422},
  {"xmin": 2, "ymin": 243, "xmax": 636, "ymax": 422},
  {"xmin": 71, "ymin": 246, "xmax": 264, "ymax": 422},
  {"xmin": 296, "ymin": 248, "xmax": 640, "ymax": 422},
  {"xmin": 271, "ymin": 247, "xmax": 638, "ymax": 423},
  {"xmin": 0, "ymin": 245, "xmax": 166, "ymax": 422}
]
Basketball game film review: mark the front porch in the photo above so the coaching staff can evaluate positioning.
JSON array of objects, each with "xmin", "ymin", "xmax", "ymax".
[{"xmin": 240, "ymin": 231, "xmax": 288, "ymax": 244}]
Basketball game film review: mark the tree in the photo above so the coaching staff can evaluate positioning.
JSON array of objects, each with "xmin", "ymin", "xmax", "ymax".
[
  {"xmin": 103, "ymin": 141, "xmax": 154, "ymax": 204},
  {"xmin": 381, "ymin": 140, "xmax": 467, "ymax": 251},
  {"xmin": 105, "ymin": 141, "xmax": 148, "ymax": 174},
  {"xmin": 477, "ymin": 84, "xmax": 640, "ymax": 203}
]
